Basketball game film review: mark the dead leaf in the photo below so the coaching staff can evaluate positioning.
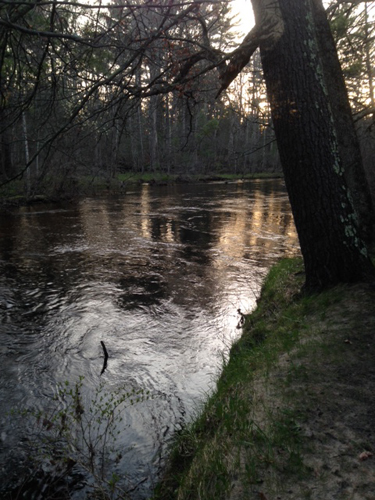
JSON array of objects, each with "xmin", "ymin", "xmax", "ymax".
[
  {"xmin": 258, "ymin": 493, "xmax": 268, "ymax": 500},
  {"xmin": 359, "ymin": 451, "xmax": 373, "ymax": 461}
]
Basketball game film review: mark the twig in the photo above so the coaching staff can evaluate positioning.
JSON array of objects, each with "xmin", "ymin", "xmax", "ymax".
[{"xmin": 100, "ymin": 341, "xmax": 109, "ymax": 375}]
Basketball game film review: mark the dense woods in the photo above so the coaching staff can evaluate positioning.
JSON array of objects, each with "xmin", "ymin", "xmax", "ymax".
[
  {"xmin": 0, "ymin": 0, "xmax": 374, "ymax": 199},
  {"xmin": 0, "ymin": 0, "xmax": 275, "ymax": 196}
]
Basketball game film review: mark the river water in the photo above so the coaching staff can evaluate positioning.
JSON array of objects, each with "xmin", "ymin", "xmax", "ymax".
[{"xmin": 0, "ymin": 179, "xmax": 299, "ymax": 498}]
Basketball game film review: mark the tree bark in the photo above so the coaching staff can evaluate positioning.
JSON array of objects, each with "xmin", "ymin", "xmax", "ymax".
[
  {"xmin": 251, "ymin": 0, "xmax": 374, "ymax": 290},
  {"xmin": 311, "ymin": 0, "xmax": 374, "ymax": 243}
]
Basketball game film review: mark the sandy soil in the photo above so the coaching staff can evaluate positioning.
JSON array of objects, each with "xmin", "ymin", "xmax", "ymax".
[{"xmin": 250, "ymin": 284, "xmax": 375, "ymax": 500}]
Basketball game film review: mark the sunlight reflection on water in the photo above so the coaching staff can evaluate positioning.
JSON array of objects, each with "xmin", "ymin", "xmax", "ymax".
[{"xmin": 0, "ymin": 179, "xmax": 299, "ymax": 498}]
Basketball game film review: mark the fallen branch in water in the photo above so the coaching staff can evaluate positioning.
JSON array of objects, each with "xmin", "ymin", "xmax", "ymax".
[
  {"xmin": 100, "ymin": 341, "xmax": 109, "ymax": 375},
  {"xmin": 237, "ymin": 309, "xmax": 246, "ymax": 329}
]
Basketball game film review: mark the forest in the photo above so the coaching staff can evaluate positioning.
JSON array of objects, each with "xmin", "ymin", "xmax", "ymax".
[
  {"xmin": 2, "ymin": 2, "xmax": 375, "ymax": 498},
  {"xmin": 0, "ymin": 0, "xmax": 374, "ymax": 199}
]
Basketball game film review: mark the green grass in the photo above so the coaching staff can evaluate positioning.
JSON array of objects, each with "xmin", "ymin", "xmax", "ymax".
[
  {"xmin": 153, "ymin": 258, "xmax": 362, "ymax": 499},
  {"xmin": 117, "ymin": 172, "xmax": 283, "ymax": 184},
  {"xmin": 153, "ymin": 259, "xmax": 307, "ymax": 499},
  {"xmin": 211, "ymin": 172, "xmax": 283, "ymax": 180},
  {"xmin": 0, "ymin": 172, "xmax": 284, "ymax": 205},
  {"xmin": 118, "ymin": 172, "xmax": 173, "ymax": 183},
  {"xmin": 0, "ymin": 180, "xmax": 25, "ymax": 199}
]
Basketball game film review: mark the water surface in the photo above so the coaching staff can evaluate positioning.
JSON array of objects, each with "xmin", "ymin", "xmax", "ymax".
[{"xmin": 0, "ymin": 179, "xmax": 299, "ymax": 497}]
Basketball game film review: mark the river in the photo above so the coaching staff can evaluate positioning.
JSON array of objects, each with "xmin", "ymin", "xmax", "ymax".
[{"xmin": 0, "ymin": 179, "xmax": 299, "ymax": 498}]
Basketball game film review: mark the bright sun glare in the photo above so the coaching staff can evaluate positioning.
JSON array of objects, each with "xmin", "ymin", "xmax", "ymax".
[{"xmin": 231, "ymin": 0, "xmax": 255, "ymax": 37}]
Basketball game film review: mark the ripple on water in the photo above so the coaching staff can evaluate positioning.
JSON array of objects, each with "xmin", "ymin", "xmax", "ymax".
[{"xmin": 0, "ymin": 180, "xmax": 299, "ymax": 498}]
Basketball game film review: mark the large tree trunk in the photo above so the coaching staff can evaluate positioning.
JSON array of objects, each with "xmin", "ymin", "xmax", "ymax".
[
  {"xmin": 311, "ymin": 0, "xmax": 374, "ymax": 243},
  {"xmin": 251, "ymin": 0, "xmax": 374, "ymax": 290}
]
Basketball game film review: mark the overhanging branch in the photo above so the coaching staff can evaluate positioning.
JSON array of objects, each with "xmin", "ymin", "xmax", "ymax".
[
  {"xmin": 216, "ymin": 25, "xmax": 260, "ymax": 97},
  {"xmin": 0, "ymin": 19, "xmax": 89, "ymax": 44},
  {"xmin": 215, "ymin": 0, "xmax": 285, "ymax": 97},
  {"xmin": 354, "ymin": 106, "xmax": 375, "ymax": 122}
]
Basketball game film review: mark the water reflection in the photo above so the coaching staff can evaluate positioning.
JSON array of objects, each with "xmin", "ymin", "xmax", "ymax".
[{"xmin": 0, "ymin": 179, "xmax": 299, "ymax": 498}]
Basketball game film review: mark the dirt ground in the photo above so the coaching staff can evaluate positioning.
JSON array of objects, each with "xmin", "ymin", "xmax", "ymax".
[{"xmin": 252, "ymin": 283, "xmax": 375, "ymax": 500}]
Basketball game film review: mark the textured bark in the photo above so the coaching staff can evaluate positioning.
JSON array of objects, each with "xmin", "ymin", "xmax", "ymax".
[
  {"xmin": 311, "ymin": 0, "xmax": 374, "ymax": 243},
  {"xmin": 251, "ymin": 0, "xmax": 374, "ymax": 290}
]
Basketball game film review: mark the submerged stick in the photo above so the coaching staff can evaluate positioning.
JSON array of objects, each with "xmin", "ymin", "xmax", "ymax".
[
  {"xmin": 237, "ymin": 308, "xmax": 245, "ymax": 329},
  {"xmin": 100, "ymin": 341, "xmax": 109, "ymax": 375}
]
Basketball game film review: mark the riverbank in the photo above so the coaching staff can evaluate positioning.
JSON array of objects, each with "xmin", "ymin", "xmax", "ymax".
[
  {"xmin": 117, "ymin": 172, "xmax": 283, "ymax": 185},
  {"xmin": 0, "ymin": 172, "xmax": 283, "ymax": 209},
  {"xmin": 154, "ymin": 258, "xmax": 375, "ymax": 499}
]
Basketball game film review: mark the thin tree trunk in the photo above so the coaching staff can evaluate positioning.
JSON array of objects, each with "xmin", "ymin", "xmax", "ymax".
[
  {"xmin": 364, "ymin": 2, "xmax": 375, "ymax": 108},
  {"xmin": 165, "ymin": 94, "xmax": 172, "ymax": 174},
  {"xmin": 130, "ymin": 113, "xmax": 138, "ymax": 171},
  {"xmin": 227, "ymin": 110, "xmax": 235, "ymax": 170},
  {"xmin": 22, "ymin": 111, "xmax": 30, "ymax": 195},
  {"xmin": 0, "ymin": 122, "xmax": 12, "ymax": 181},
  {"xmin": 137, "ymin": 106, "xmax": 144, "ymax": 172},
  {"xmin": 149, "ymin": 95, "xmax": 159, "ymax": 172}
]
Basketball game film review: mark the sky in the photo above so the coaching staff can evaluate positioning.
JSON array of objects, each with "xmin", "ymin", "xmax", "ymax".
[
  {"xmin": 231, "ymin": 1, "xmax": 375, "ymax": 41},
  {"xmin": 232, "ymin": 0, "xmax": 255, "ymax": 37}
]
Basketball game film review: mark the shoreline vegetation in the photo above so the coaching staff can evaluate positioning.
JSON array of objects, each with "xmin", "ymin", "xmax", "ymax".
[
  {"xmin": 0, "ymin": 172, "xmax": 283, "ymax": 209},
  {"xmin": 153, "ymin": 258, "xmax": 375, "ymax": 500}
]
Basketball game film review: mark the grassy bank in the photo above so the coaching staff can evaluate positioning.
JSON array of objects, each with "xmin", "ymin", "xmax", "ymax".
[
  {"xmin": 117, "ymin": 172, "xmax": 283, "ymax": 184},
  {"xmin": 154, "ymin": 258, "xmax": 375, "ymax": 499},
  {"xmin": 0, "ymin": 172, "xmax": 283, "ymax": 207}
]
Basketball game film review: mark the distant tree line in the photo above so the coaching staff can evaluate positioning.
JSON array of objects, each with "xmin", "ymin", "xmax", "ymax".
[{"xmin": 0, "ymin": 0, "xmax": 374, "ymax": 202}]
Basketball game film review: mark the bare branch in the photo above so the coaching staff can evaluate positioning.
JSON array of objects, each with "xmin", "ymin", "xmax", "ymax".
[
  {"xmin": 0, "ymin": 0, "xmax": 223, "ymax": 7},
  {"xmin": 0, "ymin": 19, "xmax": 90, "ymax": 44},
  {"xmin": 354, "ymin": 106, "xmax": 375, "ymax": 121},
  {"xmin": 216, "ymin": 25, "xmax": 259, "ymax": 97},
  {"xmin": 216, "ymin": 0, "xmax": 285, "ymax": 96}
]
